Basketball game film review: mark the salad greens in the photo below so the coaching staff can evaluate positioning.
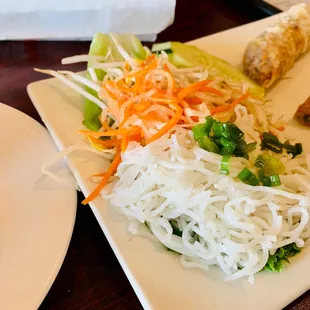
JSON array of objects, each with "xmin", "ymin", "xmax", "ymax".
[
  {"xmin": 264, "ymin": 243, "xmax": 301, "ymax": 272},
  {"xmin": 83, "ymin": 33, "xmax": 147, "ymax": 131}
]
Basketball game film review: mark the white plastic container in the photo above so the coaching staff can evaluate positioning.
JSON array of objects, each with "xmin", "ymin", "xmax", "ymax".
[{"xmin": 0, "ymin": 0, "xmax": 176, "ymax": 41}]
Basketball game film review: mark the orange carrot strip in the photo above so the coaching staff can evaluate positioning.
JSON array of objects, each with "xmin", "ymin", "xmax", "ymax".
[
  {"xmin": 79, "ymin": 126, "xmax": 140, "ymax": 137},
  {"xmin": 184, "ymin": 97, "xmax": 202, "ymax": 105},
  {"xmin": 198, "ymin": 86, "xmax": 223, "ymax": 96},
  {"xmin": 277, "ymin": 126, "xmax": 285, "ymax": 132},
  {"xmin": 210, "ymin": 93, "xmax": 249, "ymax": 115},
  {"xmin": 101, "ymin": 120, "xmax": 112, "ymax": 131},
  {"xmin": 150, "ymin": 97, "xmax": 179, "ymax": 104},
  {"xmin": 121, "ymin": 135, "xmax": 128, "ymax": 153},
  {"xmin": 178, "ymin": 80, "xmax": 212, "ymax": 99},
  {"xmin": 82, "ymin": 152, "xmax": 122, "ymax": 205},
  {"xmin": 88, "ymin": 136, "xmax": 122, "ymax": 147},
  {"xmin": 146, "ymin": 105, "xmax": 183, "ymax": 144},
  {"xmin": 134, "ymin": 98, "xmax": 152, "ymax": 112}
]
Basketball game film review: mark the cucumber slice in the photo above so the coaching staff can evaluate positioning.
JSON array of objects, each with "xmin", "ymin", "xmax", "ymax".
[
  {"xmin": 152, "ymin": 42, "xmax": 173, "ymax": 53},
  {"xmin": 152, "ymin": 41, "xmax": 265, "ymax": 98}
]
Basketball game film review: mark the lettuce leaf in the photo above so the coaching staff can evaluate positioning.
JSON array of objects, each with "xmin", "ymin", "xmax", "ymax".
[{"xmin": 264, "ymin": 243, "xmax": 301, "ymax": 272}]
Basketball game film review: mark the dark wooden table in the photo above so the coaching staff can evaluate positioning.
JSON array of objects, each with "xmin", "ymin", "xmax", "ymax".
[{"xmin": 1, "ymin": 0, "xmax": 309, "ymax": 309}]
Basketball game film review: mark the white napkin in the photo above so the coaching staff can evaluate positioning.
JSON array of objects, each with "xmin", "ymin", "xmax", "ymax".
[{"xmin": 0, "ymin": 0, "xmax": 176, "ymax": 41}]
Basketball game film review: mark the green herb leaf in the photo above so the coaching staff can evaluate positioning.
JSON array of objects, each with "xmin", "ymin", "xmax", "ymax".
[{"xmin": 264, "ymin": 243, "xmax": 301, "ymax": 272}]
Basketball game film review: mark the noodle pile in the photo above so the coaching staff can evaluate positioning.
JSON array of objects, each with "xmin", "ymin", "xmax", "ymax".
[{"xmin": 103, "ymin": 125, "xmax": 310, "ymax": 283}]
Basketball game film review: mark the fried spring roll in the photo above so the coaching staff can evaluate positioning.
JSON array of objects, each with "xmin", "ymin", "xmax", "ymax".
[
  {"xmin": 243, "ymin": 3, "xmax": 310, "ymax": 88},
  {"xmin": 295, "ymin": 96, "xmax": 310, "ymax": 126}
]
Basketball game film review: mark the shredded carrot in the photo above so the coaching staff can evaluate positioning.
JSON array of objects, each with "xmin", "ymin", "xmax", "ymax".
[
  {"xmin": 146, "ymin": 104, "xmax": 183, "ymax": 144},
  {"xmin": 121, "ymin": 135, "xmax": 128, "ymax": 153},
  {"xmin": 184, "ymin": 97, "xmax": 202, "ymax": 105},
  {"xmin": 134, "ymin": 98, "xmax": 151, "ymax": 112},
  {"xmin": 178, "ymin": 80, "xmax": 212, "ymax": 99},
  {"xmin": 87, "ymin": 136, "xmax": 122, "ymax": 147},
  {"xmin": 198, "ymin": 86, "xmax": 223, "ymax": 97},
  {"xmin": 277, "ymin": 126, "xmax": 285, "ymax": 132},
  {"xmin": 101, "ymin": 120, "xmax": 112, "ymax": 131},
  {"xmin": 79, "ymin": 126, "xmax": 140, "ymax": 137},
  {"xmin": 210, "ymin": 93, "xmax": 249, "ymax": 115},
  {"xmin": 82, "ymin": 151, "xmax": 122, "ymax": 205},
  {"xmin": 124, "ymin": 62, "xmax": 130, "ymax": 73}
]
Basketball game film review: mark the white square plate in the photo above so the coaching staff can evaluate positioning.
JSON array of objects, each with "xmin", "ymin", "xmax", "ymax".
[{"xmin": 28, "ymin": 14, "xmax": 310, "ymax": 310}]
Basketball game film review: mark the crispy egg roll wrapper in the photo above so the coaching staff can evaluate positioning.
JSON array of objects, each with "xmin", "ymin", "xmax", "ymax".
[
  {"xmin": 295, "ymin": 96, "xmax": 310, "ymax": 126},
  {"xmin": 243, "ymin": 3, "xmax": 310, "ymax": 88}
]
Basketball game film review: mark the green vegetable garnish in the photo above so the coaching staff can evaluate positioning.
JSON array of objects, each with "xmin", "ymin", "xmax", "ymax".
[
  {"xmin": 264, "ymin": 243, "xmax": 301, "ymax": 272},
  {"xmin": 192, "ymin": 123, "xmax": 209, "ymax": 141},
  {"xmin": 212, "ymin": 121, "xmax": 223, "ymax": 138},
  {"xmin": 238, "ymin": 168, "xmax": 260, "ymax": 186},
  {"xmin": 220, "ymin": 137, "xmax": 236, "ymax": 155},
  {"xmin": 261, "ymin": 133, "xmax": 303, "ymax": 158},
  {"xmin": 261, "ymin": 174, "xmax": 281, "ymax": 187},
  {"xmin": 283, "ymin": 141, "xmax": 303, "ymax": 158},
  {"xmin": 261, "ymin": 132, "xmax": 283, "ymax": 153},
  {"xmin": 222, "ymin": 123, "xmax": 244, "ymax": 141},
  {"xmin": 198, "ymin": 136, "xmax": 219, "ymax": 153},
  {"xmin": 204, "ymin": 116, "xmax": 214, "ymax": 134},
  {"xmin": 254, "ymin": 154, "xmax": 285, "ymax": 176},
  {"xmin": 192, "ymin": 117, "xmax": 258, "ymax": 175},
  {"xmin": 246, "ymin": 142, "xmax": 257, "ymax": 153},
  {"xmin": 221, "ymin": 155, "xmax": 231, "ymax": 175}
]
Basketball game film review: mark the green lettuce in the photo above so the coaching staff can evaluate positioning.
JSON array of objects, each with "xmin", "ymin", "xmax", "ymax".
[{"xmin": 264, "ymin": 243, "xmax": 301, "ymax": 272}]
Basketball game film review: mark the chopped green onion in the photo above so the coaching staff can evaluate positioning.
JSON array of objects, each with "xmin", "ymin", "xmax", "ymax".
[
  {"xmin": 283, "ymin": 142, "xmax": 303, "ymax": 158},
  {"xmin": 258, "ymin": 167, "xmax": 265, "ymax": 181},
  {"xmin": 234, "ymin": 139, "xmax": 248, "ymax": 158},
  {"xmin": 261, "ymin": 132, "xmax": 283, "ymax": 153},
  {"xmin": 204, "ymin": 116, "xmax": 214, "ymax": 134},
  {"xmin": 255, "ymin": 155, "xmax": 265, "ymax": 168},
  {"xmin": 255, "ymin": 154, "xmax": 285, "ymax": 175},
  {"xmin": 246, "ymin": 142, "xmax": 257, "ymax": 153},
  {"xmin": 192, "ymin": 123, "xmax": 208, "ymax": 141},
  {"xmin": 261, "ymin": 174, "xmax": 281, "ymax": 187},
  {"xmin": 296, "ymin": 143, "xmax": 303, "ymax": 155},
  {"xmin": 222, "ymin": 123, "xmax": 244, "ymax": 141},
  {"xmin": 220, "ymin": 155, "xmax": 231, "ymax": 175},
  {"xmin": 238, "ymin": 168, "xmax": 260, "ymax": 186},
  {"xmin": 220, "ymin": 137, "xmax": 236, "ymax": 155},
  {"xmin": 197, "ymin": 136, "xmax": 219, "ymax": 153},
  {"xmin": 262, "ymin": 133, "xmax": 282, "ymax": 146},
  {"xmin": 212, "ymin": 121, "xmax": 223, "ymax": 138}
]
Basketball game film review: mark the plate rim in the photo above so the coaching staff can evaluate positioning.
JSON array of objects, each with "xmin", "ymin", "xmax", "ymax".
[{"xmin": 0, "ymin": 103, "xmax": 77, "ymax": 310}]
